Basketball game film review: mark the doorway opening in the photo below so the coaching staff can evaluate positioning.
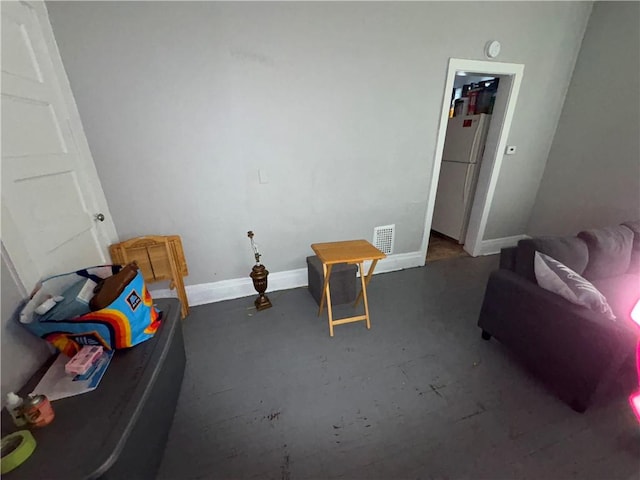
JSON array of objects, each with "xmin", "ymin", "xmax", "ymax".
[
  {"xmin": 427, "ymin": 73, "xmax": 499, "ymax": 262},
  {"xmin": 421, "ymin": 59, "xmax": 524, "ymax": 263}
]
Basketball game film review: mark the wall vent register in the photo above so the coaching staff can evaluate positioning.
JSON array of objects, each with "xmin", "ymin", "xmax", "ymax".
[{"xmin": 373, "ymin": 224, "xmax": 395, "ymax": 255}]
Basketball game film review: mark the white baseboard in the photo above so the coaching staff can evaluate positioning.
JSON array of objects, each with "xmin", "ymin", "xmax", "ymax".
[
  {"xmin": 478, "ymin": 234, "xmax": 529, "ymax": 256},
  {"xmin": 361, "ymin": 250, "xmax": 425, "ymax": 275},
  {"xmin": 150, "ymin": 251, "xmax": 424, "ymax": 307}
]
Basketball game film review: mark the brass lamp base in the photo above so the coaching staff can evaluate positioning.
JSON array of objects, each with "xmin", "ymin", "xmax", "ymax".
[
  {"xmin": 254, "ymin": 294, "xmax": 272, "ymax": 311},
  {"xmin": 250, "ymin": 264, "xmax": 272, "ymax": 311}
]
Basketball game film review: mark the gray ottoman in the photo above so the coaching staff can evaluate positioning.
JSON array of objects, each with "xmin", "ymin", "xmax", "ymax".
[{"xmin": 307, "ymin": 255, "xmax": 357, "ymax": 306}]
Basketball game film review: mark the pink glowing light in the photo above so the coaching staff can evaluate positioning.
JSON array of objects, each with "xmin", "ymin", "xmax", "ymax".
[
  {"xmin": 632, "ymin": 299, "xmax": 640, "ymax": 327},
  {"xmin": 630, "ymin": 391, "xmax": 640, "ymax": 423},
  {"xmin": 631, "ymin": 300, "xmax": 640, "ymax": 423}
]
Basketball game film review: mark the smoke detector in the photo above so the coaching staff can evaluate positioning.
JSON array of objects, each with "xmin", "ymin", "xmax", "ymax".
[{"xmin": 485, "ymin": 40, "xmax": 501, "ymax": 59}]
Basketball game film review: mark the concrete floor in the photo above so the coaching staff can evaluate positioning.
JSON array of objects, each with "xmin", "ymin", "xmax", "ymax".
[{"xmin": 157, "ymin": 255, "xmax": 640, "ymax": 480}]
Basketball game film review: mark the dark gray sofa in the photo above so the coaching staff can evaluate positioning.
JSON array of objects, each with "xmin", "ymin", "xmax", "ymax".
[{"xmin": 478, "ymin": 222, "xmax": 640, "ymax": 412}]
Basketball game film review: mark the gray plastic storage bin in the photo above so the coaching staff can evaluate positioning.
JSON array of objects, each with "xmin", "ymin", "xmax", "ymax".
[
  {"xmin": 307, "ymin": 255, "xmax": 357, "ymax": 306},
  {"xmin": 1, "ymin": 299, "xmax": 186, "ymax": 480}
]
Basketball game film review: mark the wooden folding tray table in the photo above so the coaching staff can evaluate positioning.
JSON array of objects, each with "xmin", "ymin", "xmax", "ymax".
[{"xmin": 311, "ymin": 239, "xmax": 386, "ymax": 336}]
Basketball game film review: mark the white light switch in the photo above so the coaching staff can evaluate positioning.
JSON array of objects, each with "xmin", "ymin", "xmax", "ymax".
[
  {"xmin": 505, "ymin": 145, "xmax": 517, "ymax": 155},
  {"xmin": 258, "ymin": 169, "xmax": 269, "ymax": 184}
]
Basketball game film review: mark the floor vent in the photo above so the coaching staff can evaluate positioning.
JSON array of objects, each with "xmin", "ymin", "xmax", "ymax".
[{"xmin": 373, "ymin": 224, "xmax": 395, "ymax": 255}]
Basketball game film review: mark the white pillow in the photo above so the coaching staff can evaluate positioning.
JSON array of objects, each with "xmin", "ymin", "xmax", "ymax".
[{"xmin": 534, "ymin": 251, "xmax": 616, "ymax": 320}]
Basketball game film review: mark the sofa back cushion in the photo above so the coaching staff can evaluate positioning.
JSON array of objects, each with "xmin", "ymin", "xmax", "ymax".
[
  {"xmin": 622, "ymin": 220, "xmax": 640, "ymax": 274},
  {"xmin": 577, "ymin": 225, "xmax": 633, "ymax": 280},
  {"xmin": 515, "ymin": 235, "xmax": 589, "ymax": 283}
]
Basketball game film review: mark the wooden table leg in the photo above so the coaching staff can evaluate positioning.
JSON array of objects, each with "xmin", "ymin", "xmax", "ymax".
[
  {"xmin": 323, "ymin": 263, "xmax": 335, "ymax": 337},
  {"xmin": 318, "ymin": 263, "xmax": 333, "ymax": 316},
  {"xmin": 358, "ymin": 262, "xmax": 371, "ymax": 329},
  {"xmin": 354, "ymin": 259, "xmax": 379, "ymax": 307},
  {"xmin": 174, "ymin": 274, "xmax": 189, "ymax": 319}
]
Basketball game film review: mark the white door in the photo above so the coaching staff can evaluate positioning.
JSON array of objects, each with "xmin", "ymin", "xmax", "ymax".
[{"xmin": 1, "ymin": 1, "xmax": 117, "ymax": 292}]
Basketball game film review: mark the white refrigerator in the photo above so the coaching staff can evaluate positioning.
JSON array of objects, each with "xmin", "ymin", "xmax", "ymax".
[{"xmin": 432, "ymin": 114, "xmax": 491, "ymax": 243}]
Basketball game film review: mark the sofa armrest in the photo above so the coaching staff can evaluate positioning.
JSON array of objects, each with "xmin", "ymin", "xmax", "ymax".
[
  {"xmin": 478, "ymin": 269, "xmax": 637, "ymax": 410},
  {"xmin": 480, "ymin": 269, "xmax": 635, "ymax": 338}
]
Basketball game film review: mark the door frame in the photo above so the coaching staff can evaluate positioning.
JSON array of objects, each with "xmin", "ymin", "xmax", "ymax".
[{"xmin": 420, "ymin": 58, "xmax": 524, "ymax": 260}]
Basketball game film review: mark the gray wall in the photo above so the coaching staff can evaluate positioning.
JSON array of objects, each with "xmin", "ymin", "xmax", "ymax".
[
  {"xmin": 528, "ymin": 2, "xmax": 640, "ymax": 236},
  {"xmin": 1, "ymin": 255, "xmax": 51, "ymax": 399},
  {"xmin": 47, "ymin": 1, "xmax": 592, "ymax": 283}
]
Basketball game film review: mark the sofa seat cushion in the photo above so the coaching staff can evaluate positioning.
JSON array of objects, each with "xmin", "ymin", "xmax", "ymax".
[
  {"xmin": 578, "ymin": 225, "xmax": 634, "ymax": 280},
  {"xmin": 534, "ymin": 252, "xmax": 616, "ymax": 320},
  {"xmin": 591, "ymin": 274, "xmax": 640, "ymax": 322},
  {"xmin": 515, "ymin": 236, "xmax": 589, "ymax": 283}
]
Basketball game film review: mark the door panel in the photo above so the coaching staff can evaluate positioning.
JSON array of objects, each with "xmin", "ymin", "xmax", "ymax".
[
  {"xmin": 2, "ymin": 98, "xmax": 67, "ymax": 156},
  {"xmin": 1, "ymin": 16, "xmax": 43, "ymax": 83},
  {"xmin": 1, "ymin": 1, "xmax": 117, "ymax": 291}
]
